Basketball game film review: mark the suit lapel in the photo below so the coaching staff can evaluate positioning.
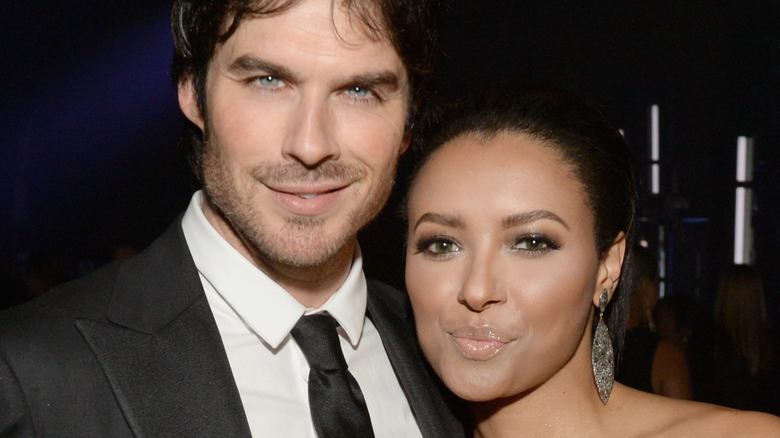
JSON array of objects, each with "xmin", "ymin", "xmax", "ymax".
[
  {"xmin": 76, "ymin": 220, "xmax": 252, "ymax": 437},
  {"xmin": 367, "ymin": 280, "xmax": 465, "ymax": 438}
]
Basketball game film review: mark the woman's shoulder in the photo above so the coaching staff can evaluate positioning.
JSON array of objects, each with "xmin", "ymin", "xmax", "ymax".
[
  {"xmin": 674, "ymin": 403, "xmax": 780, "ymax": 437},
  {"xmin": 612, "ymin": 383, "xmax": 780, "ymax": 437}
]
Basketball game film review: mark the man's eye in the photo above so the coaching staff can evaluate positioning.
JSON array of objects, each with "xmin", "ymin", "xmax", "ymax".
[
  {"xmin": 257, "ymin": 75, "xmax": 282, "ymax": 87},
  {"xmin": 345, "ymin": 86, "xmax": 373, "ymax": 98}
]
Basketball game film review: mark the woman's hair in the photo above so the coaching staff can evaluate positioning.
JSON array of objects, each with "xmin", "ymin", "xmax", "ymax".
[
  {"xmin": 407, "ymin": 85, "xmax": 638, "ymax": 355},
  {"xmin": 713, "ymin": 264, "xmax": 771, "ymax": 376}
]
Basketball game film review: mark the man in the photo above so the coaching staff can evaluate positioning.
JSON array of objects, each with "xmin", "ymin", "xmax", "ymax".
[{"xmin": 0, "ymin": 0, "xmax": 464, "ymax": 436}]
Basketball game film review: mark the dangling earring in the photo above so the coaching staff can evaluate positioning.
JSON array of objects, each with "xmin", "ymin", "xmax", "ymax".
[{"xmin": 592, "ymin": 288, "xmax": 614, "ymax": 404}]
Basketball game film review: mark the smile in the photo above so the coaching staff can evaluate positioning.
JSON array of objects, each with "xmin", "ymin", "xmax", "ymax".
[{"xmin": 267, "ymin": 183, "xmax": 349, "ymax": 216}]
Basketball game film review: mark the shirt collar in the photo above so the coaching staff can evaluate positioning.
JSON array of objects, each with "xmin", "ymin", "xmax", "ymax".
[{"xmin": 181, "ymin": 191, "xmax": 367, "ymax": 349}]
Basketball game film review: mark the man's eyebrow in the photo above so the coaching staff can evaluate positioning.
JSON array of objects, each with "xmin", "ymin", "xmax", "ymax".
[
  {"xmin": 227, "ymin": 55, "xmax": 296, "ymax": 80},
  {"xmin": 342, "ymin": 71, "xmax": 402, "ymax": 91},
  {"xmin": 502, "ymin": 210, "xmax": 570, "ymax": 230},
  {"xmin": 413, "ymin": 213, "xmax": 465, "ymax": 232}
]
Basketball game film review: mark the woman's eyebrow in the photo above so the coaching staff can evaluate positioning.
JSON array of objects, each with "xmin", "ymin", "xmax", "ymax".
[
  {"xmin": 413, "ymin": 212, "xmax": 465, "ymax": 232},
  {"xmin": 502, "ymin": 210, "xmax": 569, "ymax": 230}
]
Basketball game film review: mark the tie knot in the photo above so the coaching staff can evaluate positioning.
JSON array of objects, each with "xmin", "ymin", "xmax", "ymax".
[{"xmin": 291, "ymin": 313, "xmax": 347, "ymax": 371}]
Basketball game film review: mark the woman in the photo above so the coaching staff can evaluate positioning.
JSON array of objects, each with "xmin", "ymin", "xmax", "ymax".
[
  {"xmin": 691, "ymin": 264, "xmax": 779, "ymax": 413},
  {"xmin": 404, "ymin": 86, "xmax": 780, "ymax": 436}
]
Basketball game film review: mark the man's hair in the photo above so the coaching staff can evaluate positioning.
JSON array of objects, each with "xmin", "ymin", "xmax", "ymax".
[{"xmin": 170, "ymin": 0, "xmax": 442, "ymax": 181}]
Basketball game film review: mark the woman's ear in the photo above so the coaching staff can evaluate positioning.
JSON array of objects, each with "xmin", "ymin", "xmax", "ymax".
[
  {"xmin": 593, "ymin": 232, "xmax": 627, "ymax": 307},
  {"xmin": 178, "ymin": 78, "xmax": 205, "ymax": 130}
]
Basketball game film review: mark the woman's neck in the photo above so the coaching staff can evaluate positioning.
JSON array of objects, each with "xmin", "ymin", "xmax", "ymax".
[{"xmin": 471, "ymin": 339, "xmax": 613, "ymax": 437}]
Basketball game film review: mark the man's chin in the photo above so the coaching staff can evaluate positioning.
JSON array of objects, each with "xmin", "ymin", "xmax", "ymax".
[{"xmin": 251, "ymin": 230, "xmax": 353, "ymax": 269}]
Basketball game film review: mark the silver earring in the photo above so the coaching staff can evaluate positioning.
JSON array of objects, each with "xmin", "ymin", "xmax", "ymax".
[{"xmin": 592, "ymin": 288, "xmax": 614, "ymax": 404}]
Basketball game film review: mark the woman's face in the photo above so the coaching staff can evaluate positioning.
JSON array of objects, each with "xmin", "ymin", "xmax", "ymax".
[{"xmin": 406, "ymin": 132, "xmax": 618, "ymax": 401}]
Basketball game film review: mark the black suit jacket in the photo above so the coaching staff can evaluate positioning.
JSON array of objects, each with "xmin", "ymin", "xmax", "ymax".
[{"xmin": 0, "ymin": 220, "xmax": 464, "ymax": 437}]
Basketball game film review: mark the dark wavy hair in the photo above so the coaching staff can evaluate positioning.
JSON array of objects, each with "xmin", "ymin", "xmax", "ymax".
[
  {"xmin": 170, "ymin": 0, "xmax": 442, "ymax": 181},
  {"xmin": 407, "ymin": 85, "xmax": 638, "ymax": 356}
]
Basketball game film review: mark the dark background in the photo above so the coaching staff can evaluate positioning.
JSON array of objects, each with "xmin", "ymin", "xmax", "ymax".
[{"xmin": 2, "ymin": 1, "xmax": 779, "ymax": 320}]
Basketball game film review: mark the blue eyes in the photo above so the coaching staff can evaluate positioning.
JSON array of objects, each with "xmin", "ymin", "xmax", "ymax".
[
  {"xmin": 257, "ymin": 75, "xmax": 283, "ymax": 88},
  {"xmin": 251, "ymin": 77, "xmax": 375, "ymax": 101},
  {"xmin": 345, "ymin": 86, "xmax": 372, "ymax": 98}
]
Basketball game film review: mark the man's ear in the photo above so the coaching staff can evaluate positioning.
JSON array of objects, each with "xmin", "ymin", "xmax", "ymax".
[
  {"xmin": 178, "ymin": 78, "xmax": 205, "ymax": 130},
  {"xmin": 593, "ymin": 232, "xmax": 627, "ymax": 307},
  {"xmin": 399, "ymin": 129, "xmax": 413, "ymax": 155}
]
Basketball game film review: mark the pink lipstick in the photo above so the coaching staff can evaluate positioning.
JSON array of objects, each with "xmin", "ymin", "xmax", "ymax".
[{"xmin": 450, "ymin": 327, "xmax": 509, "ymax": 360}]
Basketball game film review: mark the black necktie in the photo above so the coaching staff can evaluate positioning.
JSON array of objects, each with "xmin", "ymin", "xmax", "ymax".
[{"xmin": 291, "ymin": 313, "xmax": 375, "ymax": 438}]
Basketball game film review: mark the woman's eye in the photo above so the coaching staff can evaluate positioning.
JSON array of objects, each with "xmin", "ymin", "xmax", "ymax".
[
  {"xmin": 257, "ymin": 75, "xmax": 282, "ymax": 88},
  {"xmin": 514, "ymin": 235, "xmax": 558, "ymax": 252},
  {"xmin": 415, "ymin": 237, "xmax": 461, "ymax": 256}
]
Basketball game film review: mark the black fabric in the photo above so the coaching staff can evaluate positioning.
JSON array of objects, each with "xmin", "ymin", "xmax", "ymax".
[
  {"xmin": 365, "ymin": 280, "xmax": 468, "ymax": 437},
  {"xmin": 0, "ymin": 217, "xmax": 465, "ymax": 437},
  {"xmin": 616, "ymin": 325, "xmax": 660, "ymax": 394},
  {"xmin": 291, "ymin": 313, "xmax": 375, "ymax": 438},
  {"xmin": 0, "ymin": 219, "xmax": 251, "ymax": 437}
]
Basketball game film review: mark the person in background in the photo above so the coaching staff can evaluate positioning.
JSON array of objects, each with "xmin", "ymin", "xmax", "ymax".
[
  {"xmin": 654, "ymin": 292, "xmax": 698, "ymax": 351},
  {"xmin": 691, "ymin": 264, "xmax": 779, "ymax": 415},
  {"xmin": 403, "ymin": 85, "xmax": 780, "ymax": 436},
  {"xmin": 0, "ymin": 0, "xmax": 464, "ymax": 436},
  {"xmin": 616, "ymin": 244, "xmax": 692, "ymax": 399}
]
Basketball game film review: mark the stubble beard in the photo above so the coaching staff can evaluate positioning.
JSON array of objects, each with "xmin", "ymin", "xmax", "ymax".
[{"xmin": 200, "ymin": 138, "xmax": 397, "ymax": 272}]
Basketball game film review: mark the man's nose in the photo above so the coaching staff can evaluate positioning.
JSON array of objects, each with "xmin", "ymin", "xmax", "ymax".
[{"xmin": 282, "ymin": 96, "xmax": 339, "ymax": 168}]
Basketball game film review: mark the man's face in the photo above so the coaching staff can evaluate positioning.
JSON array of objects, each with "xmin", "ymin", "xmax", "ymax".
[{"xmin": 179, "ymin": 0, "xmax": 409, "ymax": 277}]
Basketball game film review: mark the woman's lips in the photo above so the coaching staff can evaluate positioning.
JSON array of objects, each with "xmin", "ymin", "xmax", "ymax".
[{"xmin": 449, "ymin": 327, "xmax": 510, "ymax": 361}]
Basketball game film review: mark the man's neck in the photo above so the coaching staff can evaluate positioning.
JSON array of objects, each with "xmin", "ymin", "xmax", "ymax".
[{"xmin": 200, "ymin": 196, "xmax": 354, "ymax": 308}]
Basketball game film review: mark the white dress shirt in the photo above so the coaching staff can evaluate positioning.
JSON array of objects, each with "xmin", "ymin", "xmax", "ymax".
[{"xmin": 181, "ymin": 191, "xmax": 423, "ymax": 438}]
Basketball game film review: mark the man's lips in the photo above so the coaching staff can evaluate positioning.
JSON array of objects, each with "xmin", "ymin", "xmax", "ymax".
[
  {"xmin": 266, "ymin": 183, "xmax": 350, "ymax": 216},
  {"xmin": 449, "ymin": 327, "xmax": 511, "ymax": 361}
]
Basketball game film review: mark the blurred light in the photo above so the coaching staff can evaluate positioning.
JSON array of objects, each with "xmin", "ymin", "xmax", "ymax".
[
  {"xmin": 650, "ymin": 105, "xmax": 660, "ymax": 194},
  {"xmin": 651, "ymin": 105, "xmax": 660, "ymax": 161},
  {"xmin": 651, "ymin": 164, "xmax": 660, "ymax": 195},
  {"xmin": 734, "ymin": 137, "xmax": 754, "ymax": 265},
  {"xmin": 734, "ymin": 187, "xmax": 747, "ymax": 264},
  {"xmin": 658, "ymin": 224, "xmax": 665, "ymax": 298}
]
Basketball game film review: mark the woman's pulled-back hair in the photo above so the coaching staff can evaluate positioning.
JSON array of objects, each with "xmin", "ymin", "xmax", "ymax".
[{"xmin": 409, "ymin": 85, "xmax": 638, "ymax": 356}]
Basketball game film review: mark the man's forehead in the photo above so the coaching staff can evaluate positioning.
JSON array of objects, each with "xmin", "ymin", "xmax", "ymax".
[
  {"xmin": 223, "ymin": 0, "xmax": 392, "ymax": 46},
  {"xmin": 213, "ymin": 0, "xmax": 404, "ymax": 76}
]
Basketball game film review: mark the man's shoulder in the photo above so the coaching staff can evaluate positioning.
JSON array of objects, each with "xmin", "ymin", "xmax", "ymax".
[
  {"xmin": 0, "ymin": 260, "xmax": 122, "ymax": 341},
  {"xmin": 366, "ymin": 278, "xmax": 411, "ymax": 316},
  {"xmin": 0, "ymin": 218, "xmax": 191, "ymax": 337}
]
